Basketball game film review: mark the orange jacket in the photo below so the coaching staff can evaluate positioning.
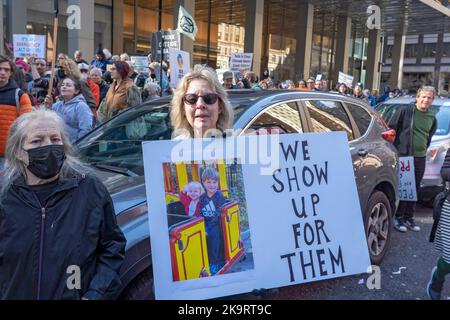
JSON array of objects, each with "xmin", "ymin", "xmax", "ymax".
[
  {"xmin": 87, "ymin": 79, "xmax": 100, "ymax": 108},
  {"xmin": 0, "ymin": 80, "xmax": 33, "ymax": 156}
]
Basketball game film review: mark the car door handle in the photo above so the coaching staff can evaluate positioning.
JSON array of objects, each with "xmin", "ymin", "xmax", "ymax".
[{"xmin": 358, "ymin": 149, "xmax": 368, "ymax": 157}]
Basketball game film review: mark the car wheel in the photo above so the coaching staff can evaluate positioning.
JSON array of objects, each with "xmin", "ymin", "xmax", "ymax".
[
  {"xmin": 119, "ymin": 268, "xmax": 154, "ymax": 300},
  {"xmin": 364, "ymin": 191, "xmax": 392, "ymax": 265}
]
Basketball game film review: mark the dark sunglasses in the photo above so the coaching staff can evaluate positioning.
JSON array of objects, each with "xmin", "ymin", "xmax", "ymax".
[{"xmin": 184, "ymin": 93, "xmax": 219, "ymax": 105}]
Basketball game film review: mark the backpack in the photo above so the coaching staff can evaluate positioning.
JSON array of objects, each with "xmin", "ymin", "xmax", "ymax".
[{"xmin": 429, "ymin": 185, "xmax": 450, "ymax": 242}]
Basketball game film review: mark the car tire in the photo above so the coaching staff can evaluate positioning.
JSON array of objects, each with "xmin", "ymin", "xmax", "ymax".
[
  {"xmin": 364, "ymin": 191, "xmax": 392, "ymax": 265},
  {"xmin": 119, "ymin": 268, "xmax": 154, "ymax": 300}
]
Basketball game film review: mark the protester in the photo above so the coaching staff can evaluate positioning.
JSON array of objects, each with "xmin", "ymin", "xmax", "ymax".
[
  {"xmin": 102, "ymin": 61, "xmax": 141, "ymax": 122},
  {"xmin": 222, "ymin": 71, "xmax": 237, "ymax": 90},
  {"xmin": 74, "ymin": 50, "xmax": 89, "ymax": 65},
  {"xmin": 58, "ymin": 58, "xmax": 97, "ymax": 111},
  {"xmin": 0, "ymin": 109, "xmax": 126, "ymax": 299},
  {"xmin": 142, "ymin": 81, "xmax": 161, "ymax": 102},
  {"xmin": 427, "ymin": 148, "xmax": 450, "ymax": 300},
  {"xmin": 44, "ymin": 77, "xmax": 93, "ymax": 143},
  {"xmin": 388, "ymin": 86, "xmax": 437, "ymax": 233},
  {"xmin": 0, "ymin": 55, "xmax": 33, "ymax": 169},
  {"xmin": 314, "ymin": 79, "xmax": 325, "ymax": 91},
  {"xmin": 79, "ymin": 62, "xmax": 100, "ymax": 108},
  {"xmin": 91, "ymin": 46, "xmax": 111, "ymax": 73},
  {"xmin": 306, "ymin": 78, "xmax": 315, "ymax": 91},
  {"xmin": 337, "ymin": 83, "xmax": 349, "ymax": 96},
  {"xmin": 170, "ymin": 64, "xmax": 234, "ymax": 139},
  {"xmin": 298, "ymin": 80, "xmax": 307, "ymax": 89},
  {"xmin": 353, "ymin": 83, "xmax": 369, "ymax": 103},
  {"xmin": 89, "ymin": 67, "xmax": 109, "ymax": 105},
  {"xmin": 244, "ymin": 71, "xmax": 261, "ymax": 89},
  {"xmin": 148, "ymin": 62, "xmax": 170, "ymax": 96},
  {"xmin": 27, "ymin": 56, "xmax": 51, "ymax": 107}
]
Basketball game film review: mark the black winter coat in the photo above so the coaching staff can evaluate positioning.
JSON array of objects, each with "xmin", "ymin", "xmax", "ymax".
[
  {"xmin": 0, "ymin": 172, "xmax": 126, "ymax": 300},
  {"xmin": 387, "ymin": 103, "xmax": 437, "ymax": 156}
]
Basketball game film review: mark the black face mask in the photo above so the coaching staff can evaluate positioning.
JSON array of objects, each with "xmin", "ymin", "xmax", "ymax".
[
  {"xmin": 25, "ymin": 145, "xmax": 66, "ymax": 179},
  {"xmin": 57, "ymin": 69, "xmax": 66, "ymax": 79},
  {"xmin": 150, "ymin": 74, "xmax": 156, "ymax": 79}
]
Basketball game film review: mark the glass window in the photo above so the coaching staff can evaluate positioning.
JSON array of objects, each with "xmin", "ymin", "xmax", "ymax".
[
  {"xmin": 404, "ymin": 44, "xmax": 418, "ymax": 58},
  {"xmin": 346, "ymin": 103, "xmax": 372, "ymax": 136},
  {"xmin": 244, "ymin": 102, "xmax": 303, "ymax": 135},
  {"xmin": 305, "ymin": 100, "xmax": 354, "ymax": 140},
  {"xmin": 423, "ymin": 43, "xmax": 437, "ymax": 58}
]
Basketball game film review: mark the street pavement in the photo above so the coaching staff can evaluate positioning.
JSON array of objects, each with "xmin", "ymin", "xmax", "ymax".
[{"xmin": 274, "ymin": 205, "xmax": 450, "ymax": 300}]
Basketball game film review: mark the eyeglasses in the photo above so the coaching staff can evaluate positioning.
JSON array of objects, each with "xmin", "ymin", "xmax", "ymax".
[
  {"xmin": 307, "ymin": 81, "xmax": 314, "ymax": 84},
  {"xmin": 184, "ymin": 93, "xmax": 219, "ymax": 105}
]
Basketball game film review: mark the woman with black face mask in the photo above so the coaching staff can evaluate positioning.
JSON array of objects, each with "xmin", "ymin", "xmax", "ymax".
[{"xmin": 0, "ymin": 110, "xmax": 126, "ymax": 300}]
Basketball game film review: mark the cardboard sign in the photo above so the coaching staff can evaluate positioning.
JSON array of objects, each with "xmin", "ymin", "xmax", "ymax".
[
  {"xmin": 13, "ymin": 34, "xmax": 46, "ymax": 59},
  {"xmin": 169, "ymin": 48, "xmax": 190, "ymax": 88},
  {"xmin": 229, "ymin": 53, "xmax": 253, "ymax": 72},
  {"xmin": 130, "ymin": 56, "xmax": 149, "ymax": 74},
  {"xmin": 338, "ymin": 72, "xmax": 354, "ymax": 88},
  {"xmin": 151, "ymin": 30, "xmax": 180, "ymax": 62},
  {"xmin": 143, "ymin": 132, "xmax": 371, "ymax": 300},
  {"xmin": 398, "ymin": 156, "xmax": 417, "ymax": 201}
]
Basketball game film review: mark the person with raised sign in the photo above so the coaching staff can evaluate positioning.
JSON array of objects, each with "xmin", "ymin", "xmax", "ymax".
[{"xmin": 388, "ymin": 86, "xmax": 437, "ymax": 233}]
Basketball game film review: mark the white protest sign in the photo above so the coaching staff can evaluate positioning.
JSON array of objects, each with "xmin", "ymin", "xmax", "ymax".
[
  {"xmin": 13, "ymin": 34, "xmax": 46, "ymax": 59},
  {"xmin": 338, "ymin": 71, "xmax": 354, "ymax": 88},
  {"xmin": 398, "ymin": 156, "xmax": 417, "ymax": 201},
  {"xmin": 229, "ymin": 53, "xmax": 253, "ymax": 72},
  {"xmin": 143, "ymin": 132, "xmax": 371, "ymax": 300},
  {"xmin": 169, "ymin": 48, "xmax": 190, "ymax": 88},
  {"xmin": 130, "ymin": 56, "xmax": 149, "ymax": 74},
  {"xmin": 316, "ymin": 74, "xmax": 323, "ymax": 81}
]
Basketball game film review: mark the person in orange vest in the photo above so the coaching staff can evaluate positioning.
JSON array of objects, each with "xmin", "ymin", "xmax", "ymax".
[{"xmin": 0, "ymin": 55, "xmax": 33, "ymax": 169}]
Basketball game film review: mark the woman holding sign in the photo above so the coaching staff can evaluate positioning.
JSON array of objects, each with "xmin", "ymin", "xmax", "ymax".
[{"xmin": 170, "ymin": 64, "xmax": 234, "ymax": 139}]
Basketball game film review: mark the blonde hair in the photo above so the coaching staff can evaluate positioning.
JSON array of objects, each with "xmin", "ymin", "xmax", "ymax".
[
  {"xmin": 170, "ymin": 65, "xmax": 234, "ymax": 138},
  {"xmin": 184, "ymin": 181, "xmax": 205, "ymax": 194},
  {"xmin": 60, "ymin": 58, "xmax": 81, "ymax": 80},
  {"xmin": 417, "ymin": 86, "xmax": 436, "ymax": 98}
]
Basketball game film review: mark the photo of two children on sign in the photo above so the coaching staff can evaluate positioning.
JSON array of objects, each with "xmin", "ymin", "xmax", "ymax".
[{"xmin": 164, "ymin": 159, "xmax": 253, "ymax": 281}]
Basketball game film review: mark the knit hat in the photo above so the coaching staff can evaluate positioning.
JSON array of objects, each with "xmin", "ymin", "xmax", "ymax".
[
  {"xmin": 96, "ymin": 47, "xmax": 105, "ymax": 56},
  {"xmin": 15, "ymin": 59, "xmax": 30, "ymax": 73}
]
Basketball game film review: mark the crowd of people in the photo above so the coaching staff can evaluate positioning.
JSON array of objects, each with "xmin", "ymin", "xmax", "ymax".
[{"xmin": 0, "ymin": 44, "xmax": 449, "ymax": 300}]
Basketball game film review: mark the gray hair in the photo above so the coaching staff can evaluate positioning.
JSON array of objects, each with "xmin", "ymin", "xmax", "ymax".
[
  {"xmin": 89, "ymin": 67, "xmax": 102, "ymax": 76},
  {"xmin": 1, "ymin": 110, "xmax": 92, "ymax": 196},
  {"xmin": 145, "ymin": 81, "xmax": 161, "ymax": 96}
]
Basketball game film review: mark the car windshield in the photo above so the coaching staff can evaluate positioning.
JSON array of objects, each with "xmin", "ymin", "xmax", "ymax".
[
  {"xmin": 76, "ymin": 99, "xmax": 252, "ymax": 175},
  {"xmin": 377, "ymin": 103, "xmax": 450, "ymax": 136}
]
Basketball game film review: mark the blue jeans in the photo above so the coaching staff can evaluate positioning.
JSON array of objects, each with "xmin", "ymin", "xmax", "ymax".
[
  {"xmin": 205, "ymin": 218, "xmax": 225, "ymax": 266},
  {"xmin": 0, "ymin": 157, "xmax": 4, "ymax": 171}
]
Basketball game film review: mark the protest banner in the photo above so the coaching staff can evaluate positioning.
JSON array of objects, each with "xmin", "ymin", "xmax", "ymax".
[
  {"xmin": 229, "ymin": 53, "xmax": 253, "ymax": 73},
  {"xmin": 169, "ymin": 48, "xmax": 190, "ymax": 88},
  {"xmin": 398, "ymin": 156, "xmax": 417, "ymax": 201},
  {"xmin": 13, "ymin": 34, "xmax": 46, "ymax": 59},
  {"xmin": 143, "ymin": 132, "xmax": 371, "ymax": 299},
  {"xmin": 151, "ymin": 30, "xmax": 180, "ymax": 62},
  {"xmin": 338, "ymin": 71, "xmax": 354, "ymax": 88},
  {"xmin": 130, "ymin": 56, "xmax": 149, "ymax": 74}
]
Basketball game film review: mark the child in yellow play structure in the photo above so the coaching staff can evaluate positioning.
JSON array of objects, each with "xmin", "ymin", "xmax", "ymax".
[
  {"xmin": 199, "ymin": 167, "xmax": 227, "ymax": 275},
  {"xmin": 180, "ymin": 181, "xmax": 204, "ymax": 216}
]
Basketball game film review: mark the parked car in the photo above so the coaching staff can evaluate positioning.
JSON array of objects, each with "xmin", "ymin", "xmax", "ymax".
[
  {"xmin": 75, "ymin": 90, "xmax": 399, "ymax": 299},
  {"xmin": 376, "ymin": 97, "xmax": 450, "ymax": 207}
]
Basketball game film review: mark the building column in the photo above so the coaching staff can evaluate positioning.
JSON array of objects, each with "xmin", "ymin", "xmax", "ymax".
[
  {"xmin": 334, "ymin": 16, "xmax": 352, "ymax": 82},
  {"xmin": 68, "ymin": 0, "xmax": 94, "ymax": 60},
  {"xmin": 174, "ymin": 0, "xmax": 195, "ymax": 66},
  {"xmin": 365, "ymin": 29, "xmax": 382, "ymax": 91},
  {"xmin": 7, "ymin": 0, "xmax": 27, "ymax": 44},
  {"xmin": 112, "ymin": 0, "xmax": 124, "ymax": 55},
  {"xmin": 389, "ymin": 33, "xmax": 406, "ymax": 89},
  {"xmin": 434, "ymin": 33, "xmax": 444, "ymax": 90},
  {"xmin": 295, "ymin": 0, "xmax": 314, "ymax": 80},
  {"xmin": 244, "ymin": 0, "xmax": 264, "ymax": 76}
]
